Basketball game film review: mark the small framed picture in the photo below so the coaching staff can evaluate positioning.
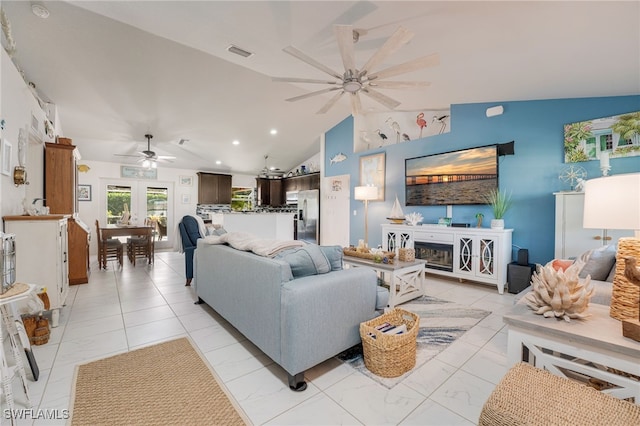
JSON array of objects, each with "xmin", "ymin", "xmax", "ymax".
[
  {"xmin": 179, "ymin": 176, "xmax": 193, "ymax": 186},
  {"xmin": 78, "ymin": 184, "xmax": 92, "ymax": 201},
  {"xmin": 181, "ymin": 193, "xmax": 191, "ymax": 204},
  {"xmin": 1, "ymin": 139, "xmax": 12, "ymax": 176}
]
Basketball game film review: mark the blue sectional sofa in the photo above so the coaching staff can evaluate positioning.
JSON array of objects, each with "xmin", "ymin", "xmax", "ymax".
[{"xmin": 194, "ymin": 241, "xmax": 387, "ymax": 391}]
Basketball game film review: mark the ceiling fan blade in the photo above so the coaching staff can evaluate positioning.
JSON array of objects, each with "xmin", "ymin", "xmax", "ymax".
[
  {"xmin": 334, "ymin": 25, "xmax": 356, "ymax": 73},
  {"xmin": 114, "ymin": 154, "xmax": 140, "ymax": 158},
  {"xmin": 368, "ymin": 81, "xmax": 431, "ymax": 89},
  {"xmin": 285, "ymin": 87, "xmax": 341, "ymax": 102},
  {"xmin": 157, "ymin": 155, "xmax": 176, "ymax": 160},
  {"xmin": 316, "ymin": 91, "xmax": 344, "ymax": 114},
  {"xmin": 360, "ymin": 26, "xmax": 414, "ymax": 76},
  {"xmin": 283, "ymin": 46, "xmax": 343, "ymax": 80},
  {"xmin": 361, "ymin": 87, "xmax": 402, "ymax": 109},
  {"xmin": 368, "ymin": 53, "xmax": 440, "ymax": 81},
  {"xmin": 350, "ymin": 92, "xmax": 362, "ymax": 116},
  {"xmin": 272, "ymin": 76, "xmax": 339, "ymax": 85}
]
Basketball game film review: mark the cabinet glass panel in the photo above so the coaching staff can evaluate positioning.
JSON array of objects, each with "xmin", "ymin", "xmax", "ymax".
[
  {"xmin": 479, "ymin": 238, "xmax": 495, "ymax": 276},
  {"xmin": 458, "ymin": 237, "xmax": 473, "ymax": 272}
]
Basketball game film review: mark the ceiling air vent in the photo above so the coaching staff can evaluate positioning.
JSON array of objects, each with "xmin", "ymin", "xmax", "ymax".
[{"xmin": 226, "ymin": 45, "xmax": 254, "ymax": 58}]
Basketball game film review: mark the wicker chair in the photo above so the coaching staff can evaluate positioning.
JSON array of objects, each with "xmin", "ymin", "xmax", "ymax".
[{"xmin": 95, "ymin": 220, "xmax": 123, "ymax": 269}]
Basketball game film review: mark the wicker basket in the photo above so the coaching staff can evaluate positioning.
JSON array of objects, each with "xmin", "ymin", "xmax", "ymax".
[
  {"xmin": 610, "ymin": 237, "xmax": 640, "ymax": 320},
  {"xmin": 359, "ymin": 308, "xmax": 419, "ymax": 378},
  {"xmin": 22, "ymin": 314, "xmax": 50, "ymax": 346},
  {"xmin": 398, "ymin": 248, "xmax": 415, "ymax": 262}
]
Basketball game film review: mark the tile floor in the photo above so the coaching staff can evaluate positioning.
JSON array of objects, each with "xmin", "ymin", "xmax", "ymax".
[{"xmin": 3, "ymin": 250, "xmax": 517, "ymax": 425}]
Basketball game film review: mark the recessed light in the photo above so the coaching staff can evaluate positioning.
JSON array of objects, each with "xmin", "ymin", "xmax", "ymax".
[
  {"xmin": 232, "ymin": 140, "xmax": 240, "ymax": 145},
  {"xmin": 31, "ymin": 3, "xmax": 50, "ymax": 19},
  {"xmin": 215, "ymin": 160, "xmax": 222, "ymax": 165},
  {"xmin": 270, "ymin": 129, "xmax": 278, "ymax": 135}
]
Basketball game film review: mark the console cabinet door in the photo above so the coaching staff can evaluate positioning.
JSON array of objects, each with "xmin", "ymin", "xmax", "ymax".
[{"xmin": 454, "ymin": 234, "xmax": 499, "ymax": 282}]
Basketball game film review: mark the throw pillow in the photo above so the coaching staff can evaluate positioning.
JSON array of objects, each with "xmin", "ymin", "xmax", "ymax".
[
  {"xmin": 319, "ymin": 245, "xmax": 343, "ymax": 271},
  {"xmin": 274, "ymin": 245, "xmax": 331, "ymax": 278},
  {"xmin": 552, "ymin": 259, "xmax": 574, "ymax": 272},
  {"xmin": 579, "ymin": 247, "xmax": 616, "ymax": 281}
]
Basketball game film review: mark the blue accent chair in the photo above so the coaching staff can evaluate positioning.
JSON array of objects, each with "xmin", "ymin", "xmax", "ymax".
[{"xmin": 178, "ymin": 215, "xmax": 202, "ymax": 286}]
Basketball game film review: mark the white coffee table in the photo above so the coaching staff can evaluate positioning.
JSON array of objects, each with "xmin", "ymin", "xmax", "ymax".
[
  {"xmin": 504, "ymin": 302, "xmax": 640, "ymax": 402},
  {"xmin": 343, "ymin": 256, "xmax": 425, "ymax": 308}
]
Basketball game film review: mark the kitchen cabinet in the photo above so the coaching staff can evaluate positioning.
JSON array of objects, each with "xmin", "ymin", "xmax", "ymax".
[
  {"xmin": 197, "ymin": 172, "xmax": 232, "ymax": 204},
  {"xmin": 283, "ymin": 173, "xmax": 320, "ymax": 193},
  {"xmin": 256, "ymin": 178, "xmax": 283, "ymax": 206},
  {"xmin": 44, "ymin": 142, "xmax": 90, "ymax": 284},
  {"xmin": 3, "ymin": 215, "xmax": 69, "ymax": 326},
  {"xmin": 554, "ymin": 192, "xmax": 633, "ymax": 259}
]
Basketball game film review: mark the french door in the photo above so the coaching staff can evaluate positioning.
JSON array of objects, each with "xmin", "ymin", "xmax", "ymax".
[{"xmin": 100, "ymin": 178, "xmax": 174, "ymax": 249}]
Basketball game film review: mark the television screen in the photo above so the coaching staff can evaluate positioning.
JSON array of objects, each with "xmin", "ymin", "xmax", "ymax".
[{"xmin": 405, "ymin": 145, "xmax": 498, "ymax": 206}]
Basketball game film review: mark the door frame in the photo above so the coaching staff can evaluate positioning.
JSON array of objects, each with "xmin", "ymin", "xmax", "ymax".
[{"xmin": 99, "ymin": 178, "xmax": 175, "ymax": 249}]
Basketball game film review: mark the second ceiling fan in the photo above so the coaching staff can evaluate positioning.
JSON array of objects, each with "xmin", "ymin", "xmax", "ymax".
[{"xmin": 273, "ymin": 25, "xmax": 439, "ymax": 115}]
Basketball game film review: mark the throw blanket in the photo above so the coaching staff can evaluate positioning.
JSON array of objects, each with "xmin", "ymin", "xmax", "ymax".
[{"xmin": 202, "ymin": 231, "xmax": 304, "ymax": 257}]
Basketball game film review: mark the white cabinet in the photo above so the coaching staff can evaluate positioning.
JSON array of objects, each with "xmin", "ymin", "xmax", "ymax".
[
  {"xmin": 3, "ymin": 216, "xmax": 69, "ymax": 326},
  {"xmin": 554, "ymin": 192, "xmax": 633, "ymax": 259},
  {"xmin": 382, "ymin": 224, "xmax": 513, "ymax": 293}
]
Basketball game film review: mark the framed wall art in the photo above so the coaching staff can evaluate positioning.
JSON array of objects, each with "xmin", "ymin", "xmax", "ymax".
[
  {"xmin": 2, "ymin": 139, "xmax": 12, "ymax": 176},
  {"xmin": 120, "ymin": 165, "xmax": 158, "ymax": 180},
  {"xmin": 78, "ymin": 184, "xmax": 92, "ymax": 201},
  {"xmin": 359, "ymin": 152, "xmax": 385, "ymax": 201},
  {"xmin": 179, "ymin": 175, "xmax": 193, "ymax": 186}
]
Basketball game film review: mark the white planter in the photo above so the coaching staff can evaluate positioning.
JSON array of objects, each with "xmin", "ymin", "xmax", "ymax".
[{"xmin": 491, "ymin": 219, "xmax": 504, "ymax": 229}]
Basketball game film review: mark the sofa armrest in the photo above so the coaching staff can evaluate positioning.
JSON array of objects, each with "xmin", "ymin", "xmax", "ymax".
[{"xmin": 279, "ymin": 267, "xmax": 379, "ymax": 375}]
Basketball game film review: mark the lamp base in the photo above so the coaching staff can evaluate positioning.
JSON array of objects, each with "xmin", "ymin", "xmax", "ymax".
[{"xmin": 622, "ymin": 319, "xmax": 640, "ymax": 342}]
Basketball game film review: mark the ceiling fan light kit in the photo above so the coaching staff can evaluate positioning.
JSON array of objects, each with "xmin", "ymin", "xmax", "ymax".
[
  {"xmin": 114, "ymin": 133, "xmax": 176, "ymax": 166},
  {"xmin": 274, "ymin": 25, "xmax": 439, "ymax": 115}
]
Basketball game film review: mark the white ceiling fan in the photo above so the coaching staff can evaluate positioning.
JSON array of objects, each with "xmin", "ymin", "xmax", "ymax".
[
  {"xmin": 115, "ymin": 133, "xmax": 176, "ymax": 167},
  {"xmin": 258, "ymin": 155, "xmax": 284, "ymax": 177},
  {"xmin": 273, "ymin": 25, "xmax": 439, "ymax": 115}
]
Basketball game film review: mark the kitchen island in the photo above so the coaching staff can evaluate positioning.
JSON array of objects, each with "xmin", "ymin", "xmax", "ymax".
[{"xmin": 222, "ymin": 212, "xmax": 295, "ymax": 240}]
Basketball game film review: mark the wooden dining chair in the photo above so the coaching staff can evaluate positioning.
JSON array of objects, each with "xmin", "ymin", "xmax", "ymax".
[
  {"xmin": 95, "ymin": 220, "xmax": 123, "ymax": 269},
  {"xmin": 127, "ymin": 218, "xmax": 155, "ymax": 266}
]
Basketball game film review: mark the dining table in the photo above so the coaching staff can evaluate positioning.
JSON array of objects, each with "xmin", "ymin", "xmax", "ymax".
[{"xmin": 100, "ymin": 224, "xmax": 154, "ymax": 264}]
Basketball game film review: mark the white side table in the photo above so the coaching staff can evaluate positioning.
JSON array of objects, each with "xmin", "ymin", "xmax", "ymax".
[
  {"xmin": 343, "ymin": 257, "xmax": 425, "ymax": 308},
  {"xmin": 1, "ymin": 283, "xmax": 35, "ymax": 424},
  {"xmin": 504, "ymin": 302, "xmax": 640, "ymax": 403}
]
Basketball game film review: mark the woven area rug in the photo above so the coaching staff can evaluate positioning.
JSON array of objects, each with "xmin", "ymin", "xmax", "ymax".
[
  {"xmin": 337, "ymin": 295, "xmax": 491, "ymax": 388},
  {"xmin": 70, "ymin": 337, "xmax": 249, "ymax": 425}
]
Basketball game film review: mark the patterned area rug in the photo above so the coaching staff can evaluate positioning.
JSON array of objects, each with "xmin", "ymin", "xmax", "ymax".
[{"xmin": 337, "ymin": 295, "xmax": 491, "ymax": 388}]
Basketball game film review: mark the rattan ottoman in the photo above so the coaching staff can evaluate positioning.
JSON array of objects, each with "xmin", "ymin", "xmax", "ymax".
[{"xmin": 479, "ymin": 362, "xmax": 640, "ymax": 426}]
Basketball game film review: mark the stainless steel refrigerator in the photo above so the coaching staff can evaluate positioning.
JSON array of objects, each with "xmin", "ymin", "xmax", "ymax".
[{"xmin": 297, "ymin": 189, "xmax": 319, "ymax": 244}]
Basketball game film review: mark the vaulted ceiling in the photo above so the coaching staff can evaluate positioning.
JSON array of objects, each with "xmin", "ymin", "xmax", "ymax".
[{"xmin": 3, "ymin": 1, "xmax": 639, "ymax": 175}]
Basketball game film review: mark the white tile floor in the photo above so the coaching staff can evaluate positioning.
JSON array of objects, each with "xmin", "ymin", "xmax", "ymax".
[{"xmin": 3, "ymin": 250, "xmax": 517, "ymax": 425}]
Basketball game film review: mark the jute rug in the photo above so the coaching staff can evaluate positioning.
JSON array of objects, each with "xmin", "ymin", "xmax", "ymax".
[
  {"xmin": 70, "ymin": 337, "xmax": 250, "ymax": 425},
  {"xmin": 337, "ymin": 295, "xmax": 491, "ymax": 388}
]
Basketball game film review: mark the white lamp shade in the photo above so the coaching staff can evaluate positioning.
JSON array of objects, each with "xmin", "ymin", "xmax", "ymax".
[
  {"xmin": 583, "ymin": 173, "xmax": 640, "ymax": 230},
  {"xmin": 354, "ymin": 185, "xmax": 378, "ymax": 201}
]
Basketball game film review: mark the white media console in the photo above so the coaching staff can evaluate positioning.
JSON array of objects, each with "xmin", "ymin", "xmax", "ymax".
[{"xmin": 381, "ymin": 224, "xmax": 513, "ymax": 294}]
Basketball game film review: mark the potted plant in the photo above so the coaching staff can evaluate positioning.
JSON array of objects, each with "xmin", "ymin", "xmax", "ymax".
[{"xmin": 483, "ymin": 188, "xmax": 512, "ymax": 229}]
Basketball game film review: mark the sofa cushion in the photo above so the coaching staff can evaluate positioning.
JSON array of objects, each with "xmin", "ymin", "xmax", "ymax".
[
  {"xmin": 274, "ymin": 245, "xmax": 331, "ymax": 278},
  {"xmin": 578, "ymin": 245, "xmax": 616, "ymax": 281},
  {"xmin": 319, "ymin": 245, "xmax": 343, "ymax": 271}
]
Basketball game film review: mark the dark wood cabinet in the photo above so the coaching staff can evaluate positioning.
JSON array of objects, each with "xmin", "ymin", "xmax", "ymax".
[
  {"xmin": 197, "ymin": 172, "xmax": 232, "ymax": 204},
  {"xmin": 258, "ymin": 172, "xmax": 320, "ymax": 206},
  {"xmin": 256, "ymin": 178, "xmax": 284, "ymax": 206}
]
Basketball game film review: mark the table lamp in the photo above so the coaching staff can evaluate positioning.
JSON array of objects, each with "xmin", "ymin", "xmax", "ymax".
[
  {"xmin": 583, "ymin": 173, "xmax": 640, "ymax": 340},
  {"xmin": 354, "ymin": 185, "xmax": 378, "ymax": 248}
]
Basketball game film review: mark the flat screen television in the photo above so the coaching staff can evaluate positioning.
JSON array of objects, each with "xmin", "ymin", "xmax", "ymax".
[{"xmin": 405, "ymin": 145, "xmax": 498, "ymax": 206}]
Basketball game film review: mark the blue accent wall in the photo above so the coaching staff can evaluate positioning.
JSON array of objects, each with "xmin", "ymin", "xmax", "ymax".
[{"xmin": 324, "ymin": 95, "xmax": 640, "ymax": 265}]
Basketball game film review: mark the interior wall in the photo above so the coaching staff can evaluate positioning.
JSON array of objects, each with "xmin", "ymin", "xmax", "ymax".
[{"xmin": 324, "ymin": 95, "xmax": 640, "ymax": 265}]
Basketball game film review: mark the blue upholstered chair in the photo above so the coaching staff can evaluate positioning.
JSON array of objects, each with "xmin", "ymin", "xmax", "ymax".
[{"xmin": 178, "ymin": 215, "xmax": 203, "ymax": 286}]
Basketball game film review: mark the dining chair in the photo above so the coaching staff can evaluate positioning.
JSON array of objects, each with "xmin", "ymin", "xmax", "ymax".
[
  {"xmin": 127, "ymin": 218, "xmax": 155, "ymax": 266},
  {"xmin": 95, "ymin": 220, "xmax": 123, "ymax": 269}
]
